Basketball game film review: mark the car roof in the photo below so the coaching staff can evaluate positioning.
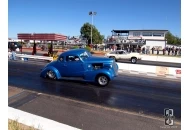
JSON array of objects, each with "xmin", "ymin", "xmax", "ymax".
[{"xmin": 60, "ymin": 49, "xmax": 86, "ymax": 56}]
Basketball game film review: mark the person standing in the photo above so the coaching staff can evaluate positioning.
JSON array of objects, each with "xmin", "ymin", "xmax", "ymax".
[
  {"xmin": 157, "ymin": 48, "xmax": 159, "ymax": 55},
  {"xmin": 151, "ymin": 47, "xmax": 155, "ymax": 54},
  {"xmin": 175, "ymin": 48, "xmax": 178, "ymax": 56},
  {"xmin": 20, "ymin": 44, "xmax": 22, "ymax": 54},
  {"xmin": 168, "ymin": 47, "xmax": 171, "ymax": 55},
  {"xmin": 172, "ymin": 46, "xmax": 174, "ymax": 56},
  {"xmin": 163, "ymin": 48, "xmax": 166, "ymax": 55},
  {"xmin": 10, "ymin": 43, "xmax": 16, "ymax": 60},
  {"xmin": 32, "ymin": 43, "xmax": 36, "ymax": 55}
]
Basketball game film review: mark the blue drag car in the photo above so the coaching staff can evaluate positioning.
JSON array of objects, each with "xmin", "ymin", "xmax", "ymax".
[{"xmin": 40, "ymin": 49, "xmax": 118, "ymax": 87}]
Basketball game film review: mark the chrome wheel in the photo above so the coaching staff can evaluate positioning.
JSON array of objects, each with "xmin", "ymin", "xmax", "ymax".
[
  {"xmin": 47, "ymin": 70, "xmax": 56, "ymax": 79},
  {"xmin": 131, "ymin": 58, "xmax": 137, "ymax": 64},
  {"xmin": 98, "ymin": 75, "xmax": 108, "ymax": 86}
]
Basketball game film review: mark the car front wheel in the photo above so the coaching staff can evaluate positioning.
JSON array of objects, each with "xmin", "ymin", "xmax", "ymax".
[
  {"xmin": 46, "ymin": 70, "xmax": 56, "ymax": 79},
  {"xmin": 131, "ymin": 57, "xmax": 137, "ymax": 64},
  {"xmin": 96, "ymin": 74, "xmax": 109, "ymax": 87}
]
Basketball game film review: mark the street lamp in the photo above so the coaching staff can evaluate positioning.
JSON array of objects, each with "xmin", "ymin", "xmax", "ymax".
[{"xmin": 89, "ymin": 11, "xmax": 97, "ymax": 44}]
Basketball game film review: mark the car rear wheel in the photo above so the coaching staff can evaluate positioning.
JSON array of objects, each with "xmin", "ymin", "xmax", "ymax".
[
  {"xmin": 46, "ymin": 70, "xmax": 56, "ymax": 79},
  {"xmin": 131, "ymin": 57, "xmax": 137, "ymax": 64},
  {"xmin": 96, "ymin": 74, "xmax": 109, "ymax": 87}
]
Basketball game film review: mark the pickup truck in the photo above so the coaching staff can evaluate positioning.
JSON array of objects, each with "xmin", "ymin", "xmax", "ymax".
[{"xmin": 105, "ymin": 50, "xmax": 141, "ymax": 64}]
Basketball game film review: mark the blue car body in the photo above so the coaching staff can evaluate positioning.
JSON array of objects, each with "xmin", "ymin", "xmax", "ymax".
[{"xmin": 40, "ymin": 49, "xmax": 118, "ymax": 86}]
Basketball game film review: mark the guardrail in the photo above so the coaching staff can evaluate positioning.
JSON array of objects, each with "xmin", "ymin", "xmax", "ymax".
[
  {"xmin": 141, "ymin": 55, "xmax": 181, "ymax": 63},
  {"xmin": 117, "ymin": 63, "xmax": 181, "ymax": 78}
]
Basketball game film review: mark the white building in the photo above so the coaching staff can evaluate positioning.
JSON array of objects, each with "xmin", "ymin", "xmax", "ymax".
[{"xmin": 106, "ymin": 29, "xmax": 168, "ymax": 50}]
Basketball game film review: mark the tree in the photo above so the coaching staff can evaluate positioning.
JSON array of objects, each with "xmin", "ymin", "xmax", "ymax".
[
  {"xmin": 165, "ymin": 31, "xmax": 181, "ymax": 45},
  {"xmin": 80, "ymin": 22, "xmax": 103, "ymax": 44}
]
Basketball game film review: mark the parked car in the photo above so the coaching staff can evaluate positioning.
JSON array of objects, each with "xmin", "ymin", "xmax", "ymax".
[
  {"xmin": 105, "ymin": 50, "xmax": 142, "ymax": 64},
  {"xmin": 40, "ymin": 49, "xmax": 118, "ymax": 87}
]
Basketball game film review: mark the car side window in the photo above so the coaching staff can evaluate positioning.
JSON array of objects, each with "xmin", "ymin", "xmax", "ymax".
[
  {"xmin": 110, "ymin": 51, "xmax": 116, "ymax": 54},
  {"xmin": 66, "ymin": 55, "xmax": 80, "ymax": 62}
]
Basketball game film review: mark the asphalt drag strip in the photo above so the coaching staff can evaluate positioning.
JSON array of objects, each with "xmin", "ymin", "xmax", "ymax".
[
  {"xmin": 8, "ymin": 60, "xmax": 181, "ymax": 130},
  {"xmin": 8, "ymin": 88, "xmax": 181, "ymax": 130}
]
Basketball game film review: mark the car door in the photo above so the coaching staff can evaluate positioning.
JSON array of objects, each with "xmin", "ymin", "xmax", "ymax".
[
  {"xmin": 64, "ymin": 55, "xmax": 85, "ymax": 77},
  {"xmin": 117, "ymin": 51, "xmax": 125, "ymax": 59},
  {"xmin": 55, "ymin": 56, "xmax": 68, "ymax": 77},
  {"xmin": 115, "ymin": 51, "xmax": 121, "ymax": 59}
]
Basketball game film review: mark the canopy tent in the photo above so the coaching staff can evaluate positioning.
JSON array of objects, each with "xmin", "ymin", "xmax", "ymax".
[{"xmin": 17, "ymin": 33, "xmax": 67, "ymax": 55}]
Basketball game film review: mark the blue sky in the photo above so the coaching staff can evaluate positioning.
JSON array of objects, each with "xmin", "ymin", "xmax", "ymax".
[{"xmin": 8, "ymin": 0, "xmax": 181, "ymax": 38}]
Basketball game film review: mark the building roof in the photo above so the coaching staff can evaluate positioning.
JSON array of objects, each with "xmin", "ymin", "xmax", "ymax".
[
  {"xmin": 17, "ymin": 33, "xmax": 67, "ymax": 41},
  {"xmin": 112, "ymin": 29, "xmax": 168, "ymax": 33}
]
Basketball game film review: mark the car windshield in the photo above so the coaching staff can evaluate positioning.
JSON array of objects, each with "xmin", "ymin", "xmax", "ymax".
[{"xmin": 80, "ymin": 51, "xmax": 92, "ymax": 59}]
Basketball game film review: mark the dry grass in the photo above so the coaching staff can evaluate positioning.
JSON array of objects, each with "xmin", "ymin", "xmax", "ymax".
[{"xmin": 8, "ymin": 119, "xmax": 42, "ymax": 130}]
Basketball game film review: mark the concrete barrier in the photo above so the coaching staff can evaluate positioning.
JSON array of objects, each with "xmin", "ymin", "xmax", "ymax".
[
  {"xmin": 117, "ymin": 63, "xmax": 181, "ymax": 78},
  {"xmin": 141, "ymin": 55, "xmax": 181, "ymax": 63}
]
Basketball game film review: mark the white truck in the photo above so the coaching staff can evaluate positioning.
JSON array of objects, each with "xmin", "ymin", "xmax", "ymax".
[{"xmin": 105, "ymin": 50, "xmax": 141, "ymax": 64}]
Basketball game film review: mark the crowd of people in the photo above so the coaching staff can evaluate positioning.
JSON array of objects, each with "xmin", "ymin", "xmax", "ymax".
[
  {"xmin": 149, "ymin": 46, "xmax": 181, "ymax": 56},
  {"xmin": 93, "ymin": 44, "xmax": 181, "ymax": 56}
]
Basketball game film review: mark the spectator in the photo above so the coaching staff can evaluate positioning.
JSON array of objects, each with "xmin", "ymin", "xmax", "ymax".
[
  {"xmin": 126, "ymin": 47, "xmax": 129, "ymax": 52},
  {"xmin": 20, "ymin": 44, "xmax": 22, "ymax": 54},
  {"xmin": 168, "ymin": 47, "xmax": 171, "ymax": 55},
  {"xmin": 175, "ymin": 48, "xmax": 178, "ymax": 56},
  {"xmin": 32, "ymin": 43, "xmax": 37, "ymax": 55},
  {"xmin": 157, "ymin": 48, "xmax": 159, "ymax": 55},
  {"xmin": 48, "ymin": 43, "xmax": 53, "ymax": 56},
  {"xmin": 163, "ymin": 48, "xmax": 166, "ymax": 55},
  {"xmin": 142, "ymin": 47, "xmax": 145, "ymax": 54},
  {"xmin": 146, "ymin": 47, "xmax": 149, "ymax": 54},
  {"xmin": 10, "ymin": 43, "xmax": 16, "ymax": 60},
  {"xmin": 172, "ymin": 46, "xmax": 174, "ymax": 55},
  {"xmin": 151, "ymin": 47, "xmax": 155, "ymax": 54}
]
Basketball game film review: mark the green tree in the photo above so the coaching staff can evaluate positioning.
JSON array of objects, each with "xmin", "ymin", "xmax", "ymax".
[
  {"xmin": 80, "ymin": 22, "xmax": 103, "ymax": 44},
  {"xmin": 165, "ymin": 31, "xmax": 181, "ymax": 45},
  {"xmin": 165, "ymin": 31, "xmax": 174, "ymax": 44}
]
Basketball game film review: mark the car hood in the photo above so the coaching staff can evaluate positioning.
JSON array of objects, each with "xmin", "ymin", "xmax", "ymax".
[{"xmin": 84, "ymin": 56, "xmax": 113, "ymax": 63}]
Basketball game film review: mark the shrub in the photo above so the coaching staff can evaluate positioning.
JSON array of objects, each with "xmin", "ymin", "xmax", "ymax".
[
  {"xmin": 71, "ymin": 46, "xmax": 79, "ymax": 49},
  {"xmin": 85, "ymin": 46, "xmax": 91, "ymax": 52}
]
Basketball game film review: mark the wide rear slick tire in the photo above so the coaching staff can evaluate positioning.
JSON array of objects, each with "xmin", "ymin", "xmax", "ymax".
[{"xmin": 96, "ymin": 74, "xmax": 109, "ymax": 87}]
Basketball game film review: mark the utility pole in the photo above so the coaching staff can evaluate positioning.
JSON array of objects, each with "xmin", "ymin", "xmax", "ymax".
[{"xmin": 89, "ymin": 11, "xmax": 97, "ymax": 44}]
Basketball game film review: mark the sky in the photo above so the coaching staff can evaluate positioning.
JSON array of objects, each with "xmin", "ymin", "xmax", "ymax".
[{"xmin": 8, "ymin": 0, "xmax": 181, "ymax": 38}]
